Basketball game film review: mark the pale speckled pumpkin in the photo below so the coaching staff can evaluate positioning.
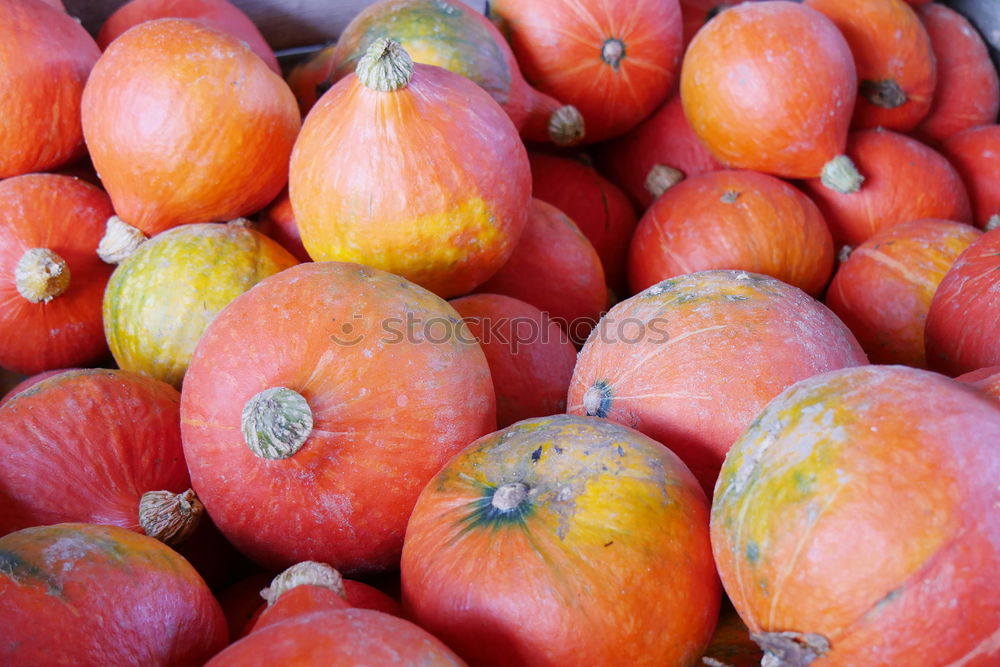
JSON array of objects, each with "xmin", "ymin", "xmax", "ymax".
[{"xmin": 103, "ymin": 221, "xmax": 297, "ymax": 387}]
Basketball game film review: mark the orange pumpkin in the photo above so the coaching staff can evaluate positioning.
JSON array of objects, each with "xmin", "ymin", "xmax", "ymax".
[
  {"xmin": 81, "ymin": 19, "xmax": 300, "ymax": 245},
  {"xmin": 941, "ymin": 124, "xmax": 1000, "ymax": 229},
  {"xmin": 255, "ymin": 189, "xmax": 311, "ymax": 262},
  {"xmin": 702, "ymin": 603, "xmax": 764, "ymax": 667},
  {"xmin": 286, "ymin": 43, "xmax": 337, "ymax": 115},
  {"xmin": 289, "ymin": 39, "xmax": 530, "ymax": 298},
  {"xmin": 956, "ymin": 365, "xmax": 1000, "ymax": 402},
  {"xmin": 401, "ymin": 414, "xmax": 720, "ymax": 666},
  {"xmin": 0, "ymin": 0, "xmax": 100, "ymax": 179},
  {"xmin": 712, "ymin": 365, "xmax": 1000, "ymax": 665}
]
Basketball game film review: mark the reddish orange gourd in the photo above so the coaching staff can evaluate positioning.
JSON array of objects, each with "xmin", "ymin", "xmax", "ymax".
[
  {"xmin": 941, "ymin": 124, "xmax": 1000, "ymax": 229},
  {"xmin": 956, "ymin": 366, "xmax": 1000, "ymax": 402},
  {"xmin": 255, "ymin": 189, "xmax": 311, "ymax": 262}
]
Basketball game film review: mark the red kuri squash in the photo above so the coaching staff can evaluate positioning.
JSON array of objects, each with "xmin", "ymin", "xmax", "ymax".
[
  {"xmin": 286, "ymin": 43, "xmax": 337, "ymax": 116},
  {"xmin": 941, "ymin": 124, "xmax": 1000, "ymax": 229},
  {"xmin": 956, "ymin": 365, "xmax": 1000, "ymax": 402},
  {"xmin": 255, "ymin": 189, "xmax": 311, "ymax": 262}
]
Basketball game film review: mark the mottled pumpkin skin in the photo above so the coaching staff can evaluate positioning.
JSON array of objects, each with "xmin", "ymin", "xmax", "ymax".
[
  {"xmin": 289, "ymin": 58, "xmax": 530, "ymax": 299},
  {"xmin": 208, "ymin": 609, "xmax": 467, "ymax": 666},
  {"xmin": 103, "ymin": 222, "xmax": 297, "ymax": 388},
  {"xmin": 925, "ymin": 228, "xmax": 1000, "ymax": 375},
  {"xmin": 0, "ymin": 523, "xmax": 227, "ymax": 666},
  {"xmin": 401, "ymin": 415, "xmax": 720, "ymax": 667},
  {"xmin": 956, "ymin": 365, "xmax": 1000, "ymax": 402},
  {"xmin": 180, "ymin": 262, "xmax": 496, "ymax": 573},
  {"xmin": 567, "ymin": 271, "xmax": 868, "ymax": 495},
  {"xmin": 825, "ymin": 219, "xmax": 981, "ymax": 367},
  {"xmin": 0, "ymin": 0, "xmax": 100, "ymax": 178},
  {"xmin": 711, "ymin": 365, "xmax": 1000, "ymax": 666}
]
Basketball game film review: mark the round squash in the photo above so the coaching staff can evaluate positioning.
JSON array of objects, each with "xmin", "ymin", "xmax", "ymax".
[
  {"xmin": 940, "ymin": 0, "xmax": 1000, "ymax": 75},
  {"xmin": 0, "ymin": 174, "xmax": 114, "ymax": 374},
  {"xmin": 681, "ymin": 1, "xmax": 749, "ymax": 47},
  {"xmin": 180, "ymin": 261, "xmax": 496, "ymax": 573},
  {"xmin": 401, "ymin": 414, "xmax": 720, "ymax": 667},
  {"xmin": 956, "ymin": 365, "xmax": 1000, "ymax": 402},
  {"xmin": 0, "ymin": 0, "xmax": 100, "ymax": 178},
  {"xmin": 941, "ymin": 124, "xmax": 1000, "ymax": 229},
  {"xmin": 488, "ymin": 0, "xmax": 684, "ymax": 143},
  {"xmin": 289, "ymin": 39, "xmax": 531, "ymax": 299},
  {"xmin": 286, "ymin": 43, "xmax": 337, "ymax": 115},
  {"xmin": 567, "ymin": 271, "xmax": 868, "ymax": 495},
  {"xmin": 245, "ymin": 563, "xmax": 352, "ymax": 634},
  {"xmin": 103, "ymin": 221, "xmax": 298, "ymax": 388},
  {"xmin": 925, "ymin": 227, "xmax": 1000, "ymax": 375},
  {"xmin": 825, "ymin": 219, "xmax": 981, "ymax": 367},
  {"xmin": 0, "ymin": 523, "xmax": 227, "ymax": 665},
  {"xmin": 628, "ymin": 169, "xmax": 834, "ymax": 297},
  {"xmin": 81, "ymin": 19, "xmax": 300, "ymax": 246},
  {"xmin": 712, "ymin": 365, "xmax": 1000, "ymax": 666}
]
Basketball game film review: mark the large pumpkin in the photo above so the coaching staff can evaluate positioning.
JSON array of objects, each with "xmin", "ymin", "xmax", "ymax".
[
  {"xmin": 567, "ymin": 271, "xmax": 868, "ymax": 494},
  {"xmin": 401, "ymin": 414, "xmax": 720, "ymax": 666},
  {"xmin": 180, "ymin": 262, "xmax": 496, "ymax": 573},
  {"xmin": 941, "ymin": 124, "xmax": 1000, "ymax": 229},
  {"xmin": 0, "ymin": 523, "xmax": 227, "ymax": 665},
  {"xmin": 289, "ymin": 39, "xmax": 531, "ymax": 299},
  {"xmin": 0, "ymin": 174, "xmax": 114, "ymax": 374},
  {"xmin": 103, "ymin": 221, "xmax": 298, "ymax": 388},
  {"xmin": 488, "ymin": 0, "xmax": 684, "ymax": 143},
  {"xmin": 0, "ymin": 0, "xmax": 100, "ymax": 179},
  {"xmin": 712, "ymin": 365, "xmax": 1000, "ymax": 665},
  {"xmin": 81, "ymin": 19, "xmax": 300, "ymax": 246}
]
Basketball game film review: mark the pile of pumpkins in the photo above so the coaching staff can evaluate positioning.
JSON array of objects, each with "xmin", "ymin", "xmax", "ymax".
[{"xmin": 1, "ymin": 0, "xmax": 998, "ymax": 664}]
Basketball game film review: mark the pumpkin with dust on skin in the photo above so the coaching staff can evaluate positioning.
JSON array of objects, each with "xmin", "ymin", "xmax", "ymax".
[
  {"xmin": 103, "ymin": 221, "xmax": 298, "ymax": 389},
  {"xmin": 941, "ymin": 125, "xmax": 1000, "ymax": 230},
  {"xmin": 956, "ymin": 366, "xmax": 1000, "ymax": 402},
  {"xmin": 825, "ymin": 218, "xmax": 981, "ymax": 368},
  {"xmin": 567, "ymin": 271, "xmax": 868, "ymax": 496},
  {"xmin": 0, "ymin": 523, "xmax": 227, "ymax": 666},
  {"xmin": 180, "ymin": 261, "xmax": 496, "ymax": 574},
  {"xmin": 711, "ymin": 365, "xmax": 1000, "ymax": 666},
  {"xmin": 290, "ymin": 38, "xmax": 531, "ymax": 299},
  {"xmin": 401, "ymin": 414, "xmax": 720, "ymax": 667}
]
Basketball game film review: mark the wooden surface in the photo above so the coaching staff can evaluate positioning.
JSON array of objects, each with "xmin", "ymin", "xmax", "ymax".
[{"xmin": 63, "ymin": 0, "xmax": 487, "ymax": 50}]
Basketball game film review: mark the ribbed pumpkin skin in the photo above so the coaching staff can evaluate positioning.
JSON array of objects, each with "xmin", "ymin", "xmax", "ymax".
[
  {"xmin": 804, "ymin": 0, "xmax": 936, "ymax": 132},
  {"xmin": 956, "ymin": 365, "xmax": 1000, "ymax": 402},
  {"xmin": 925, "ymin": 228, "xmax": 1000, "ymax": 375},
  {"xmin": 402, "ymin": 415, "xmax": 719, "ymax": 667},
  {"xmin": 681, "ymin": 2, "xmax": 857, "ymax": 179},
  {"xmin": 207, "ymin": 609, "xmax": 467, "ymax": 667},
  {"xmin": 0, "ymin": 369, "xmax": 188, "ymax": 537},
  {"xmin": 489, "ymin": 0, "xmax": 684, "ymax": 143},
  {"xmin": 942, "ymin": 125, "xmax": 1000, "ymax": 228},
  {"xmin": 567, "ymin": 271, "xmax": 868, "ymax": 495},
  {"xmin": 103, "ymin": 222, "xmax": 297, "ymax": 388},
  {"xmin": 0, "ymin": 0, "xmax": 100, "ymax": 178},
  {"xmin": 825, "ymin": 219, "xmax": 981, "ymax": 368},
  {"xmin": 628, "ymin": 170, "xmax": 834, "ymax": 297},
  {"xmin": 802, "ymin": 128, "xmax": 972, "ymax": 246},
  {"xmin": 81, "ymin": 19, "xmax": 300, "ymax": 237},
  {"xmin": 96, "ymin": 0, "xmax": 280, "ymax": 74},
  {"xmin": 0, "ymin": 174, "xmax": 114, "ymax": 374},
  {"xmin": 915, "ymin": 3, "xmax": 999, "ymax": 144},
  {"xmin": 180, "ymin": 262, "xmax": 496, "ymax": 573},
  {"xmin": 289, "ymin": 60, "xmax": 530, "ymax": 299},
  {"xmin": 712, "ymin": 366, "xmax": 1000, "ymax": 666},
  {"xmin": 0, "ymin": 523, "xmax": 227, "ymax": 666}
]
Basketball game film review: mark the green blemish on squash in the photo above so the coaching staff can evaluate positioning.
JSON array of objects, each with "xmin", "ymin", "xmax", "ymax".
[{"xmin": 746, "ymin": 540, "xmax": 760, "ymax": 564}]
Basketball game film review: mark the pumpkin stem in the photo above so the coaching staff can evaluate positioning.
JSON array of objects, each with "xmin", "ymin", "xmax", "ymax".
[
  {"xmin": 860, "ymin": 79, "xmax": 907, "ymax": 109},
  {"xmin": 985, "ymin": 215, "xmax": 1000, "ymax": 231},
  {"xmin": 227, "ymin": 217, "xmax": 253, "ymax": 228},
  {"xmin": 645, "ymin": 164, "xmax": 684, "ymax": 199},
  {"xmin": 357, "ymin": 37, "xmax": 413, "ymax": 92},
  {"xmin": 820, "ymin": 155, "xmax": 864, "ymax": 195},
  {"xmin": 548, "ymin": 104, "xmax": 585, "ymax": 146},
  {"xmin": 98, "ymin": 215, "xmax": 148, "ymax": 264},
  {"xmin": 492, "ymin": 482, "xmax": 529, "ymax": 512},
  {"xmin": 838, "ymin": 245, "xmax": 853, "ymax": 263},
  {"xmin": 138, "ymin": 488, "xmax": 205, "ymax": 547},
  {"xmin": 583, "ymin": 380, "xmax": 613, "ymax": 418},
  {"xmin": 752, "ymin": 631, "xmax": 830, "ymax": 667},
  {"xmin": 260, "ymin": 561, "xmax": 346, "ymax": 606},
  {"xmin": 601, "ymin": 38, "xmax": 626, "ymax": 70},
  {"xmin": 242, "ymin": 387, "xmax": 314, "ymax": 460},
  {"xmin": 15, "ymin": 248, "xmax": 70, "ymax": 303}
]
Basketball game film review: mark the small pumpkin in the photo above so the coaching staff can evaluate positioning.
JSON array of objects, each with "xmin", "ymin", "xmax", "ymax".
[
  {"xmin": 103, "ymin": 221, "xmax": 298, "ymax": 388},
  {"xmin": 0, "ymin": 523, "xmax": 227, "ymax": 665},
  {"xmin": 825, "ymin": 219, "xmax": 981, "ymax": 368},
  {"xmin": 627, "ymin": 169, "xmax": 834, "ymax": 297},
  {"xmin": 0, "ymin": 174, "xmax": 114, "ymax": 374},
  {"xmin": 244, "ymin": 562, "xmax": 352, "ymax": 634},
  {"xmin": 941, "ymin": 124, "xmax": 1000, "ymax": 229},
  {"xmin": 940, "ymin": 0, "xmax": 1000, "ymax": 75},
  {"xmin": 956, "ymin": 365, "xmax": 1000, "ymax": 402},
  {"xmin": 286, "ymin": 43, "xmax": 337, "ymax": 115},
  {"xmin": 0, "ymin": 0, "xmax": 100, "ymax": 178},
  {"xmin": 289, "ymin": 39, "xmax": 531, "ymax": 299},
  {"xmin": 712, "ymin": 365, "xmax": 1000, "ymax": 666},
  {"xmin": 488, "ymin": 0, "xmax": 684, "ymax": 142},
  {"xmin": 401, "ymin": 414, "xmax": 720, "ymax": 666},
  {"xmin": 567, "ymin": 271, "xmax": 868, "ymax": 494},
  {"xmin": 81, "ymin": 19, "xmax": 300, "ymax": 248}
]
